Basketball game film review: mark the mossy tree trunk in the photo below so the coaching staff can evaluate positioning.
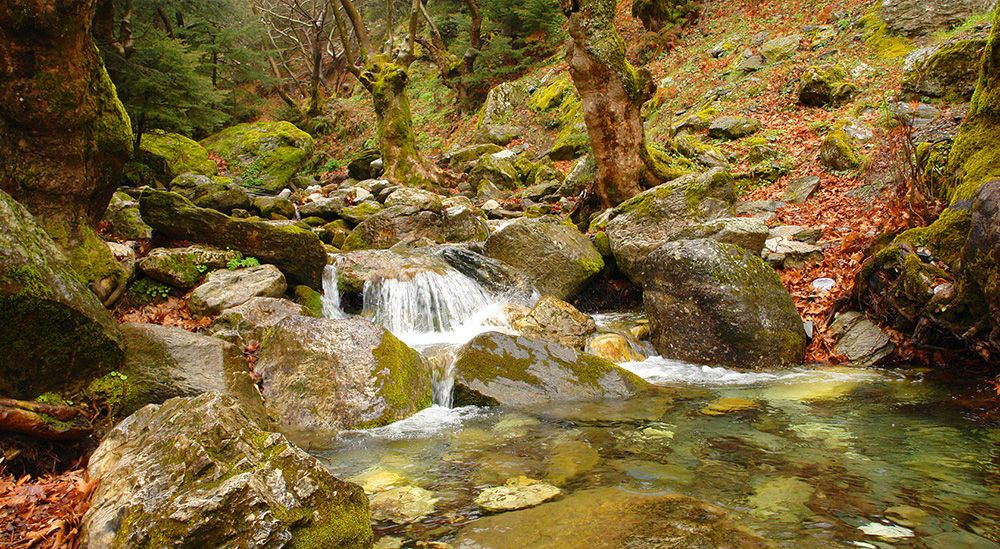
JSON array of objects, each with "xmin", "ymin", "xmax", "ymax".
[
  {"xmin": 0, "ymin": 0, "xmax": 133, "ymax": 305},
  {"xmin": 561, "ymin": 0, "xmax": 666, "ymax": 209}
]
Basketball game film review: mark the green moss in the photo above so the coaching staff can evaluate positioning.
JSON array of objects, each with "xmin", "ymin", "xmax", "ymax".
[
  {"xmin": 1, "ymin": 264, "xmax": 53, "ymax": 299},
  {"xmin": 141, "ymin": 131, "xmax": 216, "ymax": 181},
  {"xmin": 894, "ymin": 207, "xmax": 972, "ymax": 267},
  {"xmin": 362, "ymin": 332, "xmax": 432, "ymax": 428},
  {"xmin": 820, "ymin": 129, "xmax": 860, "ymax": 171},
  {"xmin": 201, "ymin": 122, "xmax": 314, "ymax": 193},
  {"xmin": 644, "ymin": 142, "xmax": 694, "ymax": 183},
  {"xmin": 294, "ymin": 285, "xmax": 324, "ymax": 318},
  {"xmin": 859, "ymin": 5, "xmax": 915, "ymax": 59},
  {"xmin": 530, "ymin": 74, "xmax": 574, "ymax": 112},
  {"xmin": 64, "ymin": 224, "xmax": 127, "ymax": 293},
  {"xmin": 947, "ymin": 116, "xmax": 1000, "ymax": 201}
]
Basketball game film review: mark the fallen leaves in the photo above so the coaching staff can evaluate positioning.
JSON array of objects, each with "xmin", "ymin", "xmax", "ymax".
[
  {"xmin": 115, "ymin": 296, "xmax": 213, "ymax": 332},
  {"xmin": 0, "ymin": 470, "xmax": 97, "ymax": 549}
]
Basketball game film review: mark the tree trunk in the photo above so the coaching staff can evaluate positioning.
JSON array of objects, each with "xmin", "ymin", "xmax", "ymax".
[
  {"xmin": 307, "ymin": 20, "xmax": 326, "ymax": 117},
  {"xmin": 562, "ymin": 0, "xmax": 665, "ymax": 208},
  {"xmin": 0, "ymin": 0, "xmax": 133, "ymax": 304}
]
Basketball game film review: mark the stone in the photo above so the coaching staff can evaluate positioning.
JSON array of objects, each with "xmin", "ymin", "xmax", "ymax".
[
  {"xmin": 0, "ymin": 190, "xmax": 123, "ymax": 399},
  {"xmin": 760, "ymin": 34, "xmax": 802, "ymax": 62},
  {"xmin": 137, "ymin": 245, "xmax": 242, "ymax": 289},
  {"xmin": 107, "ymin": 242, "xmax": 136, "ymax": 283},
  {"xmin": 384, "ymin": 187, "xmax": 445, "ymax": 212},
  {"xmin": 708, "ymin": 116, "xmax": 761, "ymax": 139},
  {"xmin": 170, "ymin": 173, "xmax": 251, "ymax": 213},
  {"xmin": 747, "ymin": 477, "xmax": 815, "ymax": 521},
  {"xmin": 829, "ymin": 311, "xmax": 895, "ymax": 366},
  {"xmin": 347, "ymin": 148, "xmax": 381, "ymax": 180},
  {"xmin": 343, "ymin": 205, "xmax": 487, "ymax": 251},
  {"xmin": 820, "ymin": 129, "xmax": 860, "ymax": 171},
  {"xmin": 368, "ymin": 485, "xmax": 438, "ymax": 524},
  {"xmin": 963, "ymin": 180, "xmax": 1000, "ymax": 342},
  {"xmin": 102, "ymin": 192, "xmax": 153, "ymax": 240},
  {"xmin": 798, "ymin": 65, "xmax": 857, "ymax": 107},
  {"xmin": 475, "ymin": 477, "xmax": 562, "ymax": 513},
  {"xmin": 440, "ymin": 246, "xmax": 535, "ymax": 298},
  {"xmin": 471, "ymin": 150, "xmax": 521, "ymax": 190},
  {"xmin": 605, "ymin": 168, "xmax": 736, "ymax": 283},
  {"xmin": 339, "ymin": 201, "xmax": 384, "ymax": 225},
  {"xmin": 880, "ymin": 0, "xmax": 994, "ymax": 37},
  {"xmin": 783, "ymin": 175, "xmax": 822, "ymax": 204},
  {"xmin": 139, "ymin": 190, "xmax": 327, "ymax": 288},
  {"xmin": 208, "ymin": 297, "xmax": 310, "ymax": 344},
  {"xmin": 81, "ymin": 393, "xmax": 372, "ymax": 548},
  {"xmin": 201, "ymin": 121, "xmax": 315, "ymax": 193},
  {"xmin": 511, "ymin": 296, "xmax": 597, "ymax": 349},
  {"xmin": 255, "ymin": 316, "xmax": 432, "ymax": 442},
  {"xmin": 903, "ymin": 39, "xmax": 988, "ymax": 100},
  {"xmin": 675, "ymin": 217, "xmax": 770, "ymax": 254},
  {"xmin": 890, "ymin": 101, "xmax": 940, "ymax": 128},
  {"xmin": 701, "ymin": 397, "xmax": 761, "ymax": 416},
  {"xmin": 557, "ymin": 156, "xmax": 596, "ymax": 197},
  {"xmin": 736, "ymin": 53, "xmax": 766, "ymax": 72},
  {"xmin": 454, "ymin": 487, "xmax": 772, "ymax": 548},
  {"xmin": 253, "ymin": 195, "xmax": 297, "ymax": 219},
  {"xmin": 479, "ymin": 124, "xmax": 522, "ymax": 146},
  {"xmin": 763, "ymin": 236, "xmax": 824, "ymax": 268},
  {"xmin": 484, "ymin": 217, "xmax": 604, "ymax": 300},
  {"xmin": 451, "ymin": 332, "xmax": 650, "ymax": 407},
  {"xmin": 642, "ymin": 239, "xmax": 806, "ymax": 370},
  {"xmin": 479, "ymin": 80, "xmax": 530, "ymax": 130},
  {"xmin": 139, "ymin": 130, "xmax": 217, "ymax": 183},
  {"xmin": 189, "ymin": 264, "xmax": 287, "ymax": 317},
  {"xmin": 585, "ymin": 333, "xmax": 647, "ymax": 362},
  {"xmin": 445, "ymin": 143, "xmax": 503, "ymax": 166}
]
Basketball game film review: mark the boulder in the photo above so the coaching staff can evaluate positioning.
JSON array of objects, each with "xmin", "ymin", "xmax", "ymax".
[
  {"xmin": 760, "ymin": 34, "xmax": 802, "ymax": 62},
  {"xmin": 763, "ymin": 235, "xmax": 824, "ymax": 268},
  {"xmin": 829, "ymin": 312, "xmax": 896, "ymax": 366},
  {"xmin": 675, "ymin": 217, "xmax": 770, "ymax": 255},
  {"xmin": 475, "ymin": 477, "xmax": 561, "ymax": 513},
  {"xmin": 605, "ymin": 168, "xmax": 736, "ymax": 283},
  {"xmin": 138, "ymin": 130, "xmax": 216, "ymax": 183},
  {"xmin": 557, "ymin": 155, "xmax": 596, "ymax": 197},
  {"xmin": 479, "ymin": 80, "xmax": 529, "ymax": 132},
  {"xmin": 470, "ymin": 150, "xmax": 521, "ymax": 190},
  {"xmin": 139, "ymin": 190, "xmax": 327, "ymax": 288},
  {"xmin": 454, "ymin": 487, "xmax": 772, "ymax": 549},
  {"xmin": 384, "ymin": 188, "xmax": 445, "ymax": 212},
  {"xmin": 253, "ymin": 195, "xmax": 297, "ymax": 219},
  {"xmin": 902, "ymin": 39, "xmax": 987, "ymax": 100},
  {"xmin": 102, "ymin": 192, "xmax": 153, "ymax": 240},
  {"xmin": 137, "ymin": 245, "xmax": 242, "ymax": 289},
  {"xmin": 0, "ymin": 190, "xmax": 123, "ymax": 399},
  {"xmin": 445, "ymin": 143, "xmax": 503, "ymax": 167},
  {"xmin": 880, "ymin": 0, "xmax": 995, "ymax": 37},
  {"xmin": 339, "ymin": 202, "xmax": 384, "ymax": 225},
  {"xmin": 256, "ymin": 316, "xmax": 432, "ymax": 442},
  {"xmin": 333, "ymin": 249, "xmax": 452, "ymax": 295},
  {"xmin": 484, "ymin": 217, "xmax": 604, "ymax": 300},
  {"xmin": 962, "ymin": 179, "xmax": 1000, "ymax": 343},
  {"xmin": 368, "ymin": 485, "xmax": 438, "ymax": 524},
  {"xmin": 439, "ymin": 246, "xmax": 535, "ymax": 298},
  {"xmin": 511, "ymin": 296, "xmax": 597, "ymax": 349},
  {"xmin": 451, "ymin": 332, "xmax": 649, "ymax": 407},
  {"xmin": 342, "ymin": 205, "xmax": 488, "ymax": 251},
  {"xmin": 820, "ymin": 128, "xmax": 860, "ymax": 171},
  {"xmin": 208, "ymin": 297, "xmax": 310, "ymax": 344},
  {"xmin": 585, "ymin": 333, "xmax": 647, "ymax": 363},
  {"xmin": 642, "ymin": 239, "xmax": 806, "ymax": 370},
  {"xmin": 798, "ymin": 65, "xmax": 857, "ymax": 107},
  {"xmin": 708, "ymin": 116, "xmax": 761, "ymax": 139},
  {"xmin": 201, "ymin": 121, "xmax": 315, "ymax": 193},
  {"xmin": 169, "ymin": 173, "xmax": 251, "ymax": 213},
  {"xmin": 782, "ymin": 175, "xmax": 821, "ymax": 204},
  {"xmin": 347, "ymin": 148, "xmax": 381, "ymax": 180},
  {"xmin": 82, "ymin": 393, "xmax": 372, "ymax": 549},
  {"xmin": 189, "ymin": 264, "xmax": 287, "ymax": 317}
]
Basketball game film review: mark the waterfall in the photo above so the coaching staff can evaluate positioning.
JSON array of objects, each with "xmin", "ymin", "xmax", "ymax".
[{"xmin": 321, "ymin": 265, "xmax": 349, "ymax": 319}]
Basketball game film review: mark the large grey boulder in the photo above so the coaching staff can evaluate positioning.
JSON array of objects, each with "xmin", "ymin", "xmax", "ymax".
[
  {"xmin": 342, "ymin": 205, "xmax": 488, "ymax": 251},
  {"xmin": 189, "ymin": 265, "xmax": 287, "ymax": 317},
  {"xmin": 140, "ymin": 190, "xmax": 327, "ymax": 288},
  {"xmin": 485, "ymin": 217, "xmax": 604, "ymax": 300},
  {"xmin": 642, "ymin": 239, "xmax": 806, "ymax": 370},
  {"xmin": 137, "ymin": 245, "xmax": 242, "ymax": 289},
  {"xmin": 451, "ymin": 332, "xmax": 649, "ymax": 407},
  {"xmin": 675, "ymin": 217, "xmax": 770, "ymax": 255},
  {"xmin": 169, "ymin": 173, "xmax": 251, "ymax": 213},
  {"xmin": 0, "ymin": 190, "xmax": 123, "ymax": 398},
  {"xmin": 902, "ymin": 39, "xmax": 987, "ymax": 100},
  {"xmin": 208, "ymin": 297, "xmax": 310, "ymax": 344},
  {"xmin": 605, "ymin": 168, "xmax": 735, "ymax": 283},
  {"xmin": 82, "ymin": 393, "xmax": 373, "ymax": 549},
  {"xmin": 880, "ymin": 0, "xmax": 995, "ymax": 37},
  {"xmin": 111, "ymin": 323, "xmax": 260, "ymax": 416},
  {"xmin": 511, "ymin": 296, "xmax": 597, "ymax": 350},
  {"xmin": 256, "ymin": 316, "xmax": 432, "ymax": 442}
]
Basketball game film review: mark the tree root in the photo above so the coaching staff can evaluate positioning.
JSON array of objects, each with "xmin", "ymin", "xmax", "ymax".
[{"xmin": 0, "ymin": 399, "xmax": 92, "ymax": 441}]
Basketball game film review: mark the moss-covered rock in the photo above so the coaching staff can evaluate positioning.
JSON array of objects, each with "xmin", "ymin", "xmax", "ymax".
[
  {"xmin": 529, "ymin": 73, "xmax": 574, "ymax": 111},
  {"xmin": 484, "ymin": 217, "xmax": 604, "ymax": 300},
  {"xmin": 139, "ymin": 190, "xmax": 327, "ymax": 288},
  {"xmin": 820, "ymin": 128, "xmax": 860, "ymax": 171},
  {"xmin": 451, "ymin": 332, "xmax": 650, "ymax": 407},
  {"xmin": 101, "ymin": 192, "xmax": 153, "ymax": 241},
  {"xmin": 878, "ymin": 0, "xmax": 994, "ymax": 37},
  {"xmin": 708, "ymin": 116, "xmax": 761, "ymax": 140},
  {"xmin": 347, "ymin": 148, "xmax": 382, "ymax": 180},
  {"xmin": 201, "ymin": 121, "xmax": 315, "ymax": 194},
  {"xmin": 294, "ymin": 285, "xmax": 325, "ymax": 317},
  {"xmin": 798, "ymin": 65, "xmax": 857, "ymax": 107},
  {"xmin": 902, "ymin": 39, "xmax": 987, "ymax": 101},
  {"xmin": 342, "ymin": 204, "xmax": 487, "ymax": 251},
  {"xmin": 136, "ymin": 245, "xmax": 242, "ymax": 289},
  {"xmin": 0, "ymin": 190, "xmax": 123, "ymax": 399},
  {"xmin": 642, "ymin": 239, "xmax": 807, "ymax": 370},
  {"xmin": 82, "ymin": 392, "xmax": 373, "ymax": 549},
  {"xmin": 630, "ymin": 0, "xmax": 699, "ymax": 31},
  {"xmin": 139, "ymin": 130, "xmax": 217, "ymax": 183},
  {"xmin": 169, "ymin": 173, "xmax": 251, "ymax": 214},
  {"xmin": 471, "ymin": 150, "xmax": 521, "ymax": 190},
  {"xmin": 256, "ymin": 316, "xmax": 432, "ymax": 443}
]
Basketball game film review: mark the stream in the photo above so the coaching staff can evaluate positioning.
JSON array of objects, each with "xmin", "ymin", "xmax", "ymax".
[{"xmin": 316, "ymin": 262, "xmax": 1000, "ymax": 548}]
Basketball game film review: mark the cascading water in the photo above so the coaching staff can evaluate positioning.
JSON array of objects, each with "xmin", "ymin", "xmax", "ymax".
[{"xmin": 321, "ymin": 264, "xmax": 349, "ymax": 319}]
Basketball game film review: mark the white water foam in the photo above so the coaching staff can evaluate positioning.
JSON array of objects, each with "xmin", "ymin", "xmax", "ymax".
[
  {"xmin": 620, "ymin": 355, "xmax": 883, "ymax": 386},
  {"xmin": 337, "ymin": 405, "xmax": 490, "ymax": 441},
  {"xmin": 321, "ymin": 264, "xmax": 349, "ymax": 319}
]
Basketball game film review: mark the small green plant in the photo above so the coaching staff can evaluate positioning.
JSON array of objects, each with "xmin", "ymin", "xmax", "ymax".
[
  {"xmin": 130, "ymin": 278, "xmax": 172, "ymax": 303},
  {"xmin": 196, "ymin": 264, "xmax": 209, "ymax": 274},
  {"xmin": 227, "ymin": 255, "xmax": 261, "ymax": 270}
]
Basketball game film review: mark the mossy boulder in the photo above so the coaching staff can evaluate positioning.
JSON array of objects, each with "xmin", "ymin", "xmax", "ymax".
[
  {"xmin": 137, "ymin": 245, "xmax": 242, "ymax": 289},
  {"xmin": 798, "ymin": 65, "xmax": 857, "ymax": 107},
  {"xmin": 342, "ymin": 205, "xmax": 487, "ymax": 251},
  {"xmin": 0, "ymin": 190, "xmax": 123, "ymax": 399},
  {"xmin": 201, "ymin": 121, "xmax": 315, "ymax": 194},
  {"xmin": 902, "ymin": 39, "xmax": 988, "ymax": 101},
  {"xmin": 471, "ymin": 150, "xmax": 521, "ymax": 190},
  {"xmin": 484, "ymin": 217, "xmax": 604, "ymax": 300},
  {"xmin": 101, "ymin": 192, "xmax": 153, "ymax": 241},
  {"xmin": 960, "ymin": 179, "xmax": 1000, "ymax": 346},
  {"xmin": 189, "ymin": 264, "xmax": 288, "ymax": 318},
  {"xmin": 760, "ymin": 34, "xmax": 802, "ymax": 62},
  {"xmin": 708, "ymin": 116, "xmax": 761, "ymax": 140},
  {"xmin": 347, "ymin": 148, "xmax": 382, "ymax": 180},
  {"xmin": 169, "ymin": 173, "xmax": 251, "ymax": 214},
  {"xmin": 630, "ymin": 0, "xmax": 699, "ymax": 31},
  {"xmin": 820, "ymin": 128, "xmax": 860, "ymax": 171},
  {"xmin": 139, "ymin": 190, "xmax": 327, "ymax": 288},
  {"xmin": 208, "ymin": 297, "xmax": 310, "ymax": 345},
  {"xmin": 445, "ymin": 143, "xmax": 503, "ymax": 167},
  {"xmin": 82, "ymin": 392, "xmax": 373, "ymax": 549},
  {"xmin": 451, "ymin": 332, "xmax": 650, "ymax": 407},
  {"xmin": 139, "ymin": 130, "xmax": 216, "ymax": 183},
  {"xmin": 256, "ymin": 316, "xmax": 432, "ymax": 443},
  {"xmin": 548, "ymin": 106, "xmax": 590, "ymax": 161},
  {"xmin": 253, "ymin": 195, "xmax": 297, "ymax": 219},
  {"xmin": 605, "ymin": 168, "xmax": 736, "ymax": 283},
  {"xmin": 675, "ymin": 216, "xmax": 770, "ymax": 255},
  {"xmin": 642, "ymin": 239, "xmax": 806, "ymax": 370},
  {"xmin": 529, "ymin": 73, "xmax": 574, "ymax": 111}
]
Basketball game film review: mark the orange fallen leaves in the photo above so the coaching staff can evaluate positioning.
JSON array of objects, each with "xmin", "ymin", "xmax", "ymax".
[
  {"xmin": 116, "ymin": 297, "xmax": 213, "ymax": 332},
  {"xmin": 0, "ymin": 470, "xmax": 97, "ymax": 549}
]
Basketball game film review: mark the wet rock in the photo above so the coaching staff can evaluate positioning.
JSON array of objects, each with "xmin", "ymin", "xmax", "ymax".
[
  {"xmin": 208, "ymin": 297, "xmax": 310, "ymax": 344},
  {"xmin": 82, "ymin": 393, "xmax": 372, "ymax": 549},
  {"xmin": 137, "ymin": 245, "xmax": 242, "ymax": 289},
  {"xmin": 585, "ymin": 333, "xmax": 647, "ymax": 362},
  {"xmin": 369, "ymin": 485, "xmax": 438, "ymax": 524},
  {"xmin": 701, "ymin": 397, "xmax": 761, "ymax": 416},
  {"xmin": 189, "ymin": 264, "xmax": 287, "ymax": 317},
  {"xmin": 138, "ymin": 130, "xmax": 216, "ymax": 183},
  {"xmin": 139, "ymin": 190, "xmax": 327, "ymax": 288},
  {"xmin": 475, "ymin": 477, "xmax": 562, "ymax": 513},
  {"xmin": 708, "ymin": 116, "xmax": 761, "ymax": 139},
  {"xmin": 605, "ymin": 168, "xmax": 735, "ymax": 283},
  {"xmin": 454, "ymin": 487, "xmax": 772, "ymax": 548},
  {"xmin": 440, "ymin": 246, "xmax": 535, "ymax": 298},
  {"xmin": 760, "ymin": 34, "xmax": 802, "ymax": 62},
  {"xmin": 256, "ymin": 316, "xmax": 431, "ymax": 442},
  {"xmin": 829, "ymin": 311, "xmax": 895, "ymax": 366},
  {"xmin": 102, "ymin": 192, "xmax": 153, "ymax": 240},
  {"xmin": 879, "ymin": 0, "xmax": 994, "ymax": 37},
  {"xmin": 783, "ymin": 175, "xmax": 821, "ymax": 204},
  {"xmin": 545, "ymin": 436, "xmax": 600, "ymax": 485},
  {"xmin": 903, "ymin": 39, "xmax": 987, "ymax": 100},
  {"xmin": 511, "ymin": 296, "xmax": 597, "ymax": 349},
  {"xmin": 451, "ymin": 332, "xmax": 649, "ymax": 407},
  {"xmin": 201, "ymin": 121, "xmax": 314, "ymax": 193},
  {"xmin": 748, "ymin": 477, "xmax": 814, "ymax": 521},
  {"xmin": 0, "ymin": 190, "xmax": 123, "ymax": 398},
  {"xmin": 675, "ymin": 216, "xmax": 770, "ymax": 254},
  {"xmin": 642, "ymin": 239, "xmax": 806, "ymax": 370},
  {"xmin": 484, "ymin": 217, "xmax": 603, "ymax": 300},
  {"xmin": 333, "ymin": 249, "xmax": 451, "ymax": 294},
  {"xmin": 798, "ymin": 65, "xmax": 857, "ymax": 107}
]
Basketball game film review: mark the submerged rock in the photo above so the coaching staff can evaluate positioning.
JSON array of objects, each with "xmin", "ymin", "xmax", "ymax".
[
  {"xmin": 701, "ymin": 397, "xmax": 761, "ymax": 416},
  {"xmin": 201, "ymin": 121, "xmax": 314, "ymax": 193},
  {"xmin": 585, "ymin": 333, "xmax": 647, "ymax": 362},
  {"xmin": 82, "ymin": 393, "xmax": 373, "ymax": 549},
  {"xmin": 256, "ymin": 316, "xmax": 432, "ymax": 443},
  {"xmin": 451, "ymin": 332, "xmax": 649, "ymax": 407},
  {"xmin": 454, "ymin": 487, "xmax": 772, "ymax": 548},
  {"xmin": 368, "ymin": 485, "xmax": 438, "ymax": 524},
  {"xmin": 0, "ymin": 190, "xmax": 123, "ymax": 398},
  {"xmin": 642, "ymin": 239, "xmax": 806, "ymax": 370},
  {"xmin": 139, "ymin": 190, "xmax": 326, "ymax": 287},
  {"xmin": 475, "ymin": 477, "xmax": 562, "ymax": 513},
  {"xmin": 189, "ymin": 264, "xmax": 287, "ymax": 317},
  {"xmin": 484, "ymin": 217, "xmax": 604, "ymax": 300}
]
